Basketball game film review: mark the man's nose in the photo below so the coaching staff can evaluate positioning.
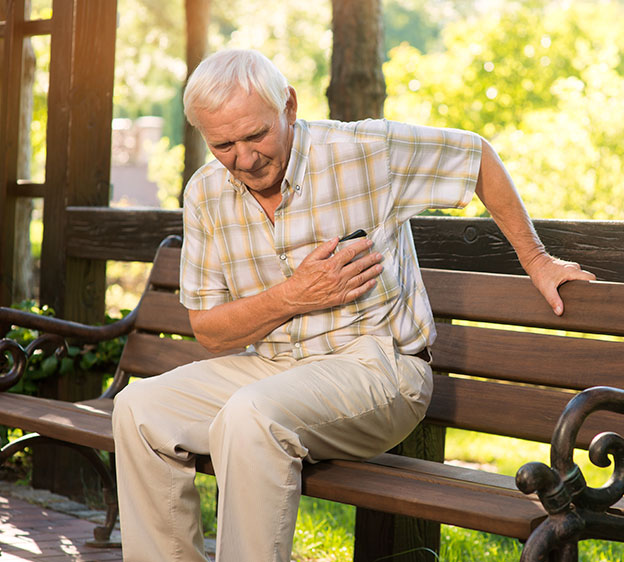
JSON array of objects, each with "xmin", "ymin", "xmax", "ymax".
[{"xmin": 235, "ymin": 143, "xmax": 259, "ymax": 171}]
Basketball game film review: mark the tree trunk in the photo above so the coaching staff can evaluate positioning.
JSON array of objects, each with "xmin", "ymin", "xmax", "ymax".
[
  {"xmin": 327, "ymin": 0, "xmax": 386, "ymax": 121},
  {"xmin": 180, "ymin": 0, "xmax": 211, "ymax": 206},
  {"xmin": 328, "ymin": 2, "xmax": 442, "ymax": 559}
]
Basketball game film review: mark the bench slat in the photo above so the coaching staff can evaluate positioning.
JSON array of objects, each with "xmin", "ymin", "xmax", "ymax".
[
  {"xmin": 0, "ymin": 393, "xmax": 114, "ymax": 452},
  {"xmin": 119, "ymin": 332, "xmax": 212, "ymax": 377},
  {"xmin": 432, "ymin": 322, "xmax": 624, "ymax": 390},
  {"xmin": 135, "ymin": 291, "xmax": 193, "ymax": 336},
  {"xmin": 427, "ymin": 375, "xmax": 624, "ymax": 448},
  {"xmin": 194, "ymin": 452, "xmax": 545, "ymax": 540},
  {"xmin": 424, "ymin": 269, "xmax": 624, "ymax": 336},
  {"xmin": 149, "ymin": 246, "xmax": 182, "ymax": 289},
  {"xmin": 300, "ymin": 458, "xmax": 545, "ymax": 539}
]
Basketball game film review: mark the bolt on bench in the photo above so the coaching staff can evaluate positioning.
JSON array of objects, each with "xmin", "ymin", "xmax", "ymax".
[{"xmin": 1, "ymin": 221, "xmax": 623, "ymax": 561}]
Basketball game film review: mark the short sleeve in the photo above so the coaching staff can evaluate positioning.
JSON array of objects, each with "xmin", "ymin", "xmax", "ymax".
[
  {"xmin": 179, "ymin": 180, "xmax": 231, "ymax": 310},
  {"xmin": 386, "ymin": 121, "xmax": 483, "ymax": 224}
]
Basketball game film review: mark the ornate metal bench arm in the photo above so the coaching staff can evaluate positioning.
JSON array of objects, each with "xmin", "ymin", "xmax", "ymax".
[
  {"xmin": 551, "ymin": 386, "xmax": 624, "ymax": 510},
  {"xmin": 0, "ymin": 334, "xmax": 67, "ymax": 392},
  {"xmin": 516, "ymin": 386, "xmax": 624, "ymax": 561}
]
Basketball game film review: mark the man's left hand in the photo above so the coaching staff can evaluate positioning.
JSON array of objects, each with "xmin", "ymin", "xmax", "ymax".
[{"xmin": 523, "ymin": 253, "xmax": 596, "ymax": 316}]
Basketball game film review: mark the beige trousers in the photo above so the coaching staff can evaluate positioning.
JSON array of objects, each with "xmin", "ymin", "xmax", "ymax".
[{"xmin": 112, "ymin": 335, "xmax": 432, "ymax": 562}]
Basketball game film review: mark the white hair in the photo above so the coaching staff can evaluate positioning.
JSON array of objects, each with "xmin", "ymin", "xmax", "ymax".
[{"xmin": 183, "ymin": 49, "xmax": 290, "ymax": 127}]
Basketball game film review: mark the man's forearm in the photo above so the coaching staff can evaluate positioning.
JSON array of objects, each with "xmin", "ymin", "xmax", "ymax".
[
  {"xmin": 475, "ymin": 138, "xmax": 547, "ymax": 273},
  {"xmin": 189, "ymin": 284, "xmax": 296, "ymax": 355},
  {"xmin": 475, "ymin": 137, "xmax": 596, "ymax": 315}
]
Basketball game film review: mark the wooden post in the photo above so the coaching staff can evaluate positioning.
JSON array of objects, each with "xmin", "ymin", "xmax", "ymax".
[
  {"xmin": 34, "ymin": 0, "xmax": 118, "ymax": 499},
  {"xmin": 0, "ymin": 0, "xmax": 26, "ymax": 306},
  {"xmin": 40, "ymin": 0, "xmax": 117, "ymax": 322}
]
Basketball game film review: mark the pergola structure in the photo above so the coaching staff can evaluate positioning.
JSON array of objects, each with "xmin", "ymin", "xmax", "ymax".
[{"xmin": 1, "ymin": 0, "xmax": 117, "ymax": 326}]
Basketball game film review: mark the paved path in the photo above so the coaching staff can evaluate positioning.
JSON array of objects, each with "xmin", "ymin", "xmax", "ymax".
[
  {"xmin": 0, "ymin": 493, "xmax": 122, "ymax": 561},
  {"xmin": 0, "ymin": 481, "xmax": 216, "ymax": 561}
]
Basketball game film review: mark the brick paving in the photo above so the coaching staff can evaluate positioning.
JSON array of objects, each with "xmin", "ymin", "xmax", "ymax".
[
  {"xmin": 0, "ymin": 493, "xmax": 123, "ymax": 561},
  {"xmin": 0, "ymin": 484, "xmax": 216, "ymax": 561}
]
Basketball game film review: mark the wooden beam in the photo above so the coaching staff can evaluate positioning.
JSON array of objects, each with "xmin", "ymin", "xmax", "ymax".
[
  {"xmin": 66, "ymin": 207, "xmax": 183, "ymax": 262},
  {"xmin": 22, "ymin": 18, "xmax": 52, "ymax": 37},
  {"xmin": 10, "ymin": 180, "xmax": 45, "ymax": 198},
  {"xmin": 62, "ymin": 208, "xmax": 624, "ymax": 283}
]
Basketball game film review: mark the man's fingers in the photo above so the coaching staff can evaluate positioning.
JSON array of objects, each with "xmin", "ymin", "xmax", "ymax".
[
  {"xmin": 345, "ymin": 278, "xmax": 378, "ymax": 301},
  {"xmin": 570, "ymin": 268, "xmax": 597, "ymax": 282},
  {"xmin": 304, "ymin": 237, "xmax": 340, "ymax": 261},
  {"xmin": 333, "ymin": 238, "xmax": 374, "ymax": 266},
  {"xmin": 535, "ymin": 262, "xmax": 596, "ymax": 317},
  {"xmin": 549, "ymin": 290, "xmax": 565, "ymax": 317}
]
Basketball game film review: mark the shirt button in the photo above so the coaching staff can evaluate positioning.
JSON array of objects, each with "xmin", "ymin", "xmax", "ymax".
[
  {"xmin": 294, "ymin": 342, "xmax": 301, "ymax": 348},
  {"xmin": 279, "ymin": 253, "xmax": 287, "ymax": 260},
  {"xmin": 295, "ymin": 184, "xmax": 301, "ymax": 192}
]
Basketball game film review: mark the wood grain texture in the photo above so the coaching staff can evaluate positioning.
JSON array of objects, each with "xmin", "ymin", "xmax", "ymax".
[
  {"xmin": 424, "ymin": 268, "xmax": 624, "ymax": 335},
  {"xmin": 411, "ymin": 216, "xmax": 624, "ymax": 282},
  {"xmin": 135, "ymin": 291, "xmax": 194, "ymax": 336},
  {"xmin": 0, "ymin": 393, "xmax": 114, "ymax": 452},
  {"xmin": 301, "ymin": 457, "xmax": 546, "ymax": 540},
  {"xmin": 431, "ymin": 322, "xmax": 624, "ymax": 389},
  {"xmin": 426, "ymin": 375, "xmax": 624, "ymax": 449},
  {"xmin": 149, "ymin": 246, "xmax": 184, "ymax": 289},
  {"xmin": 118, "ymin": 332, "xmax": 212, "ymax": 377},
  {"xmin": 66, "ymin": 207, "xmax": 183, "ymax": 262}
]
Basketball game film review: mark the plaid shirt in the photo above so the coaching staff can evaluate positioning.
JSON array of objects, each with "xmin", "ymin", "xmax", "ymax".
[{"xmin": 181, "ymin": 118, "xmax": 482, "ymax": 359}]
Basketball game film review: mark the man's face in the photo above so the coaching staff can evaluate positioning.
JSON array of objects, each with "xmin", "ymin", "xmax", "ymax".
[{"xmin": 197, "ymin": 86, "xmax": 297, "ymax": 196}]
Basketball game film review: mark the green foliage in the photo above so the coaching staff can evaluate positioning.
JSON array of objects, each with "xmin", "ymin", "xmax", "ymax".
[
  {"xmin": 4, "ymin": 301, "xmax": 128, "ymax": 397},
  {"xmin": 384, "ymin": 0, "xmax": 624, "ymax": 220},
  {"xmin": 383, "ymin": 0, "xmax": 442, "ymax": 57}
]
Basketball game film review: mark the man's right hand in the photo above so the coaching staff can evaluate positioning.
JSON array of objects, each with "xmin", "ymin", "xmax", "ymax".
[
  {"xmin": 280, "ymin": 237, "xmax": 384, "ymax": 314},
  {"xmin": 189, "ymin": 237, "xmax": 383, "ymax": 355}
]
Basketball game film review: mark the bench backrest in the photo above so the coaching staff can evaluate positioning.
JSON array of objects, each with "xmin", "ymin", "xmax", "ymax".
[{"xmin": 118, "ymin": 237, "xmax": 624, "ymax": 449}]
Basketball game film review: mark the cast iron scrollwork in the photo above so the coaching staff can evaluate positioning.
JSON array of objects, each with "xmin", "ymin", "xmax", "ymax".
[
  {"xmin": 516, "ymin": 386, "xmax": 624, "ymax": 561},
  {"xmin": 0, "ymin": 333, "xmax": 67, "ymax": 392}
]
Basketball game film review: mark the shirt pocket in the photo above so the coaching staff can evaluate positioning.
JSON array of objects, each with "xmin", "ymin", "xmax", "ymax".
[{"xmin": 337, "ymin": 223, "xmax": 401, "ymax": 316}]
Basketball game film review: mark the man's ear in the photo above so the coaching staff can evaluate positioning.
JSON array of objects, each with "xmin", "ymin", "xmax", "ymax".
[{"xmin": 285, "ymin": 86, "xmax": 298, "ymax": 124}]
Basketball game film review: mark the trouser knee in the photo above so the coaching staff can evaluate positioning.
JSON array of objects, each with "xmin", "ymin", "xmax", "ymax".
[{"xmin": 208, "ymin": 385, "xmax": 308, "ymax": 460}]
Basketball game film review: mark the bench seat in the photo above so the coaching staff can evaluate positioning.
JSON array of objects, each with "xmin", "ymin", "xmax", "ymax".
[{"xmin": 0, "ymin": 390, "xmax": 547, "ymax": 539}]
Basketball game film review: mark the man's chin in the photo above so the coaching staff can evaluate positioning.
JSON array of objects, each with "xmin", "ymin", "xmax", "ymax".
[{"xmin": 241, "ymin": 176, "xmax": 282, "ymax": 194}]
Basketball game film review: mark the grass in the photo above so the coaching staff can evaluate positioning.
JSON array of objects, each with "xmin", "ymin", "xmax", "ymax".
[{"xmin": 197, "ymin": 428, "xmax": 624, "ymax": 561}]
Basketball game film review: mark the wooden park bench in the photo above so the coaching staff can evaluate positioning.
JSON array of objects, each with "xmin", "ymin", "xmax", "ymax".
[{"xmin": 0, "ymin": 216, "xmax": 623, "ymax": 561}]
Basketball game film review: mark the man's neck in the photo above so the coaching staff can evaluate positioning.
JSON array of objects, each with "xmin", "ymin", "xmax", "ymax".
[{"xmin": 247, "ymin": 184, "xmax": 283, "ymax": 225}]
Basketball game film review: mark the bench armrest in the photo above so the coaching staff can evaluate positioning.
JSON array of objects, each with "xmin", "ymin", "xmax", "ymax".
[
  {"xmin": 0, "ymin": 305, "xmax": 138, "ymax": 395},
  {"xmin": 0, "ymin": 334, "xmax": 67, "ymax": 392},
  {"xmin": 0, "ymin": 305, "xmax": 137, "ymax": 344},
  {"xmin": 516, "ymin": 386, "xmax": 624, "ymax": 559}
]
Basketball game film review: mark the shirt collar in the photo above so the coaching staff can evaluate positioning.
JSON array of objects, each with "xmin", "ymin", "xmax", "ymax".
[{"xmin": 281, "ymin": 120, "xmax": 310, "ymax": 197}]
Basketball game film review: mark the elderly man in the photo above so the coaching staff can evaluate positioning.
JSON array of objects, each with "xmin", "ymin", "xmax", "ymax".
[{"xmin": 112, "ymin": 49, "xmax": 594, "ymax": 562}]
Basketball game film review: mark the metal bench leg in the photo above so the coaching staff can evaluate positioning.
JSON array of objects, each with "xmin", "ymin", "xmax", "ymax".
[{"xmin": 0, "ymin": 433, "xmax": 120, "ymax": 547}]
